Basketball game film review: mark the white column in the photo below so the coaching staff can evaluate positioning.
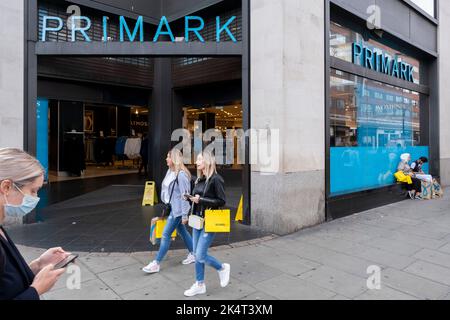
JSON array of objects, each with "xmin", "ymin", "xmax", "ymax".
[
  {"xmin": 439, "ymin": 1, "xmax": 450, "ymax": 186},
  {"xmin": 250, "ymin": 0, "xmax": 325, "ymax": 235},
  {"xmin": 0, "ymin": 0, "xmax": 25, "ymax": 149}
]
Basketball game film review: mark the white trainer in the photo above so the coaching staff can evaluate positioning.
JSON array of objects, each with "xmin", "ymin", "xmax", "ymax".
[
  {"xmin": 182, "ymin": 253, "xmax": 196, "ymax": 265},
  {"xmin": 184, "ymin": 282, "xmax": 207, "ymax": 297},
  {"xmin": 142, "ymin": 261, "xmax": 160, "ymax": 274},
  {"xmin": 218, "ymin": 263, "xmax": 231, "ymax": 287}
]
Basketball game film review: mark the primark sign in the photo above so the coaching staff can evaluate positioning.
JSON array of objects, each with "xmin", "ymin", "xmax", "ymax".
[
  {"xmin": 352, "ymin": 42, "xmax": 415, "ymax": 83},
  {"xmin": 41, "ymin": 15, "xmax": 238, "ymax": 43}
]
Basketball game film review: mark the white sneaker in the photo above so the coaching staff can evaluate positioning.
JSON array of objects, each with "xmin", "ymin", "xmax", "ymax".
[
  {"xmin": 182, "ymin": 253, "xmax": 196, "ymax": 265},
  {"xmin": 142, "ymin": 261, "xmax": 160, "ymax": 274},
  {"xmin": 184, "ymin": 282, "xmax": 206, "ymax": 297},
  {"xmin": 218, "ymin": 263, "xmax": 231, "ymax": 288}
]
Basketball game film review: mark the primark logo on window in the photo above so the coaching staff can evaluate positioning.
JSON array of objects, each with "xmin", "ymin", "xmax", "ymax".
[
  {"xmin": 352, "ymin": 42, "xmax": 415, "ymax": 83},
  {"xmin": 41, "ymin": 15, "xmax": 238, "ymax": 43}
]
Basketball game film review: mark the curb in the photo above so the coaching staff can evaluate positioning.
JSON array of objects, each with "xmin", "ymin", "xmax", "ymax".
[{"xmin": 89, "ymin": 234, "xmax": 280, "ymax": 258}]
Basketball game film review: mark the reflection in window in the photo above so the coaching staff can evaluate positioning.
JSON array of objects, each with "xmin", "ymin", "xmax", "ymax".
[
  {"xmin": 329, "ymin": 69, "xmax": 428, "ymax": 196},
  {"xmin": 330, "ymin": 69, "xmax": 422, "ymax": 149}
]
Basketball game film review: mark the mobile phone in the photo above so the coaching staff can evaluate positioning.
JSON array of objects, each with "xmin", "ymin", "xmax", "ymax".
[{"xmin": 54, "ymin": 254, "xmax": 78, "ymax": 269}]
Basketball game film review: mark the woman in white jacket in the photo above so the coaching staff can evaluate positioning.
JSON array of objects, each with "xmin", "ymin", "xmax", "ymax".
[{"xmin": 142, "ymin": 149, "xmax": 195, "ymax": 274}]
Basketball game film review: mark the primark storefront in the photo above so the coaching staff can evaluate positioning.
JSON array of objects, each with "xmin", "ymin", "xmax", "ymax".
[
  {"xmin": 1, "ymin": 0, "xmax": 448, "ymax": 238},
  {"xmin": 326, "ymin": 1, "xmax": 439, "ymax": 218}
]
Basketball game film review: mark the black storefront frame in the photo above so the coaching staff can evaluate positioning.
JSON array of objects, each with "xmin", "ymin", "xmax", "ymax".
[
  {"xmin": 23, "ymin": 0, "xmax": 252, "ymax": 225},
  {"xmin": 324, "ymin": 0, "xmax": 439, "ymax": 220}
]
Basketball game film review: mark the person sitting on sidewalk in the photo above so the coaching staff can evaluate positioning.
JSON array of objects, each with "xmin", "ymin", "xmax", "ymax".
[
  {"xmin": 395, "ymin": 153, "xmax": 423, "ymax": 200},
  {"xmin": 411, "ymin": 157, "xmax": 433, "ymax": 183}
]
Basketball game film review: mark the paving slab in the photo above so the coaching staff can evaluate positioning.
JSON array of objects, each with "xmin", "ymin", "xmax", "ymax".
[
  {"xmin": 361, "ymin": 236, "xmax": 423, "ymax": 256},
  {"xmin": 43, "ymin": 279, "xmax": 122, "ymax": 300},
  {"xmin": 263, "ymin": 241, "xmax": 378, "ymax": 279},
  {"xmin": 438, "ymin": 243, "xmax": 450, "ymax": 254},
  {"xmin": 355, "ymin": 287, "xmax": 418, "ymax": 300},
  {"xmin": 413, "ymin": 249, "xmax": 450, "ymax": 269},
  {"xmin": 384, "ymin": 231, "xmax": 447, "ymax": 250},
  {"xmin": 241, "ymin": 291, "xmax": 279, "ymax": 300},
  {"xmin": 230, "ymin": 244, "xmax": 321, "ymax": 277},
  {"xmin": 254, "ymin": 274, "xmax": 337, "ymax": 300},
  {"xmin": 79, "ymin": 255, "xmax": 140, "ymax": 274},
  {"xmin": 380, "ymin": 268, "xmax": 449, "ymax": 300},
  {"xmin": 97, "ymin": 263, "xmax": 167, "ymax": 295},
  {"xmin": 339, "ymin": 243, "xmax": 416, "ymax": 270},
  {"xmin": 120, "ymin": 276, "xmax": 190, "ymax": 300},
  {"xmin": 297, "ymin": 266, "xmax": 367, "ymax": 298},
  {"xmin": 404, "ymin": 261, "xmax": 450, "ymax": 286},
  {"xmin": 396, "ymin": 223, "xmax": 450, "ymax": 240}
]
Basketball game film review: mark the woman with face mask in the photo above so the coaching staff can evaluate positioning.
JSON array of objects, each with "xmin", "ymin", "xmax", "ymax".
[{"xmin": 0, "ymin": 148, "xmax": 70, "ymax": 300}]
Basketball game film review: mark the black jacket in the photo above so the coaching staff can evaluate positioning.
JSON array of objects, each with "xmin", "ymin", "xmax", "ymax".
[
  {"xmin": 0, "ymin": 227, "xmax": 40, "ymax": 300},
  {"xmin": 191, "ymin": 174, "xmax": 226, "ymax": 216},
  {"xmin": 411, "ymin": 161, "xmax": 423, "ymax": 173}
]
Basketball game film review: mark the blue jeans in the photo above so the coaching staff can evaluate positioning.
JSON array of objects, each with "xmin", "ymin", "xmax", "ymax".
[
  {"xmin": 192, "ymin": 228, "xmax": 223, "ymax": 283},
  {"xmin": 156, "ymin": 215, "xmax": 193, "ymax": 263}
]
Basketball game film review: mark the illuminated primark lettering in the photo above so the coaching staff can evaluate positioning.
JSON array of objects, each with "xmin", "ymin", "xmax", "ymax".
[
  {"xmin": 352, "ymin": 42, "xmax": 415, "ymax": 83},
  {"xmin": 41, "ymin": 15, "xmax": 238, "ymax": 43}
]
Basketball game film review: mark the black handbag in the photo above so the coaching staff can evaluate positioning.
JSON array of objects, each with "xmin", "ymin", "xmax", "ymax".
[{"xmin": 160, "ymin": 173, "xmax": 179, "ymax": 218}]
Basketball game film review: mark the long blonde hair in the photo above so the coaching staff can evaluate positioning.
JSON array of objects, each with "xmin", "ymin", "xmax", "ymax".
[
  {"xmin": 0, "ymin": 148, "xmax": 44, "ymax": 187},
  {"xmin": 197, "ymin": 151, "xmax": 217, "ymax": 182},
  {"xmin": 169, "ymin": 149, "xmax": 191, "ymax": 179}
]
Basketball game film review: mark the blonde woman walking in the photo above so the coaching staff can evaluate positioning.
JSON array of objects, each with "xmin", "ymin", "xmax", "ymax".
[
  {"xmin": 143, "ymin": 149, "xmax": 195, "ymax": 274},
  {"xmin": 184, "ymin": 152, "xmax": 230, "ymax": 297}
]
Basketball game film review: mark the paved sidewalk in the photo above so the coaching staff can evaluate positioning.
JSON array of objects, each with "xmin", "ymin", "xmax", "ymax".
[{"xmin": 17, "ymin": 196, "xmax": 450, "ymax": 300}]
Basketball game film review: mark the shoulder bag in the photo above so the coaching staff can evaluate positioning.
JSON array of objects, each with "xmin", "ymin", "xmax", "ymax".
[
  {"xmin": 160, "ymin": 173, "xmax": 179, "ymax": 218},
  {"xmin": 188, "ymin": 179, "xmax": 209, "ymax": 230}
]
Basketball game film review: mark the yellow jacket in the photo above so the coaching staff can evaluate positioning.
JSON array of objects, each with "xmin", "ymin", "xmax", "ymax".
[{"xmin": 394, "ymin": 171, "xmax": 413, "ymax": 184}]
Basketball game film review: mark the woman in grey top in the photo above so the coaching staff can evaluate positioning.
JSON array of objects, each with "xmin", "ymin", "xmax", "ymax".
[{"xmin": 143, "ymin": 149, "xmax": 195, "ymax": 274}]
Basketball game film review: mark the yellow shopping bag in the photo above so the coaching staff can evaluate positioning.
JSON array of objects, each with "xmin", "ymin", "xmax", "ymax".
[
  {"xmin": 150, "ymin": 217, "xmax": 177, "ymax": 245},
  {"xmin": 394, "ymin": 171, "xmax": 412, "ymax": 184},
  {"xmin": 205, "ymin": 210, "xmax": 231, "ymax": 233}
]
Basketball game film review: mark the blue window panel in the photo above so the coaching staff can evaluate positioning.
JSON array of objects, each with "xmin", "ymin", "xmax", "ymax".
[
  {"xmin": 330, "ymin": 146, "xmax": 429, "ymax": 196},
  {"xmin": 36, "ymin": 98, "xmax": 49, "ymax": 181}
]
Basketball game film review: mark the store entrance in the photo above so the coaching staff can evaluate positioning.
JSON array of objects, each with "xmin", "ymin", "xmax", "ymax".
[
  {"xmin": 47, "ymin": 100, "xmax": 149, "ymax": 182},
  {"xmin": 25, "ymin": 54, "xmax": 253, "ymax": 251}
]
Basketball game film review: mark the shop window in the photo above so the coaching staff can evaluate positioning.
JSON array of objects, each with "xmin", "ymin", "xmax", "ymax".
[
  {"xmin": 183, "ymin": 104, "xmax": 243, "ymax": 167},
  {"xmin": 329, "ymin": 69, "xmax": 429, "ymax": 196}
]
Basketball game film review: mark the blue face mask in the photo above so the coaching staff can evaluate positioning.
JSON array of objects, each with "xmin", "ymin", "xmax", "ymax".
[{"xmin": 3, "ymin": 184, "xmax": 40, "ymax": 218}]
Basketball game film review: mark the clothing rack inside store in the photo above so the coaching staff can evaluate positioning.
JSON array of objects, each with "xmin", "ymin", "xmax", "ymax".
[{"xmin": 116, "ymin": 135, "xmax": 142, "ymax": 170}]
